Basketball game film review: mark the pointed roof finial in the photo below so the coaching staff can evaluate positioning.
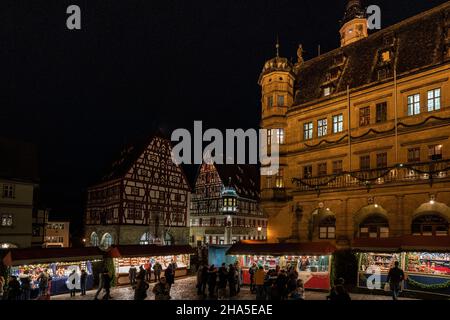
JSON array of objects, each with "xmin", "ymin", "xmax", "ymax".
[{"xmin": 276, "ymin": 35, "xmax": 280, "ymax": 58}]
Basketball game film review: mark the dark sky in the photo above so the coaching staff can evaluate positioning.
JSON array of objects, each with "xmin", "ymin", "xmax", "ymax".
[{"xmin": 1, "ymin": 0, "xmax": 448, "ymax": 240}]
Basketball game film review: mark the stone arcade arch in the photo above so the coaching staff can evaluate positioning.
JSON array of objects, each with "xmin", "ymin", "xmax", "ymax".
[
  {"xmin": 411, "ymin": 201, "xmax": 450, "ymax": 236},
  {"xmin": 354, "ymin": 204, "xmax": 390, "ymax": 239}
]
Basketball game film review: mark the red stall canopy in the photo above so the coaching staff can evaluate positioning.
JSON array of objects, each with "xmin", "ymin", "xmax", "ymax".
[
  {"xmin": 352, "ymin": 236, "xmax": 450, "ymax": 253},
  {"xmin": 107, "ymin": 244, "xmax": 195, "ymax": 258},
  {"xmin": 2, "ymin": 247, "xmax": 105, "ymax": 266},
  {"xmin": 226, "ymin": 241, "xmax": 336, "ymax": 256}
]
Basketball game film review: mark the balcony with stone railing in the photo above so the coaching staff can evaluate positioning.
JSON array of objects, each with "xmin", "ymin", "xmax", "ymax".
[{"xmin": 292, "ymin": 159, "xmax": 450, "ymax": 195}]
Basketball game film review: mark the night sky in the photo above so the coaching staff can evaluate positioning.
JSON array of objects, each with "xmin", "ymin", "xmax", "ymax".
[{"xmin": 1, "ymin": 0, "xmax": 448, "ymax": 242}]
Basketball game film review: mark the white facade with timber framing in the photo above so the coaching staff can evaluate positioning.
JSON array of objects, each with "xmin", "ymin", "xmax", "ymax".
[{"xmin": 84, "ymin": 135, "xmax": 191, "ymax": 248}]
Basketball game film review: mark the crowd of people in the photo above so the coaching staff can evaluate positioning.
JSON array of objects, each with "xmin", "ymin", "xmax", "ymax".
[
  {"xmin": 131, "ymin": 261, "xmax": 177, "ymax": 300},
  {"xmin": 0, "ymin": 269, "xmax": 52, "ymax": 300}
]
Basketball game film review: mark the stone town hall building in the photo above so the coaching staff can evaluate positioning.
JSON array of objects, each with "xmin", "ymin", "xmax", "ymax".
[{"xmin": 260, "ymin": 1, "xmax": 450, "ymax": 248}]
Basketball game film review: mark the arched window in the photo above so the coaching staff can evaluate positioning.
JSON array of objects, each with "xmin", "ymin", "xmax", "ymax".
[
  {"xmin": 319, "ymin": 216, "xmax": 336, "ymax": 239},
  {"xmin": 90, "ymin": 232, "xmax": 99, "ymax": 247},
  {"xmin": 359, "ymin": 215, "xmax": 389, "ymax": 238},
  {"xmin": 100, "ymin": 233, "xmax": 113, "ymax": 249},
  {"xmin": 140, "ymin": 232, "xmax": 154, "ymax": 245},
  {"xmin": 412, "ymin": 215, "xmax": 449, "ymax": 236}
]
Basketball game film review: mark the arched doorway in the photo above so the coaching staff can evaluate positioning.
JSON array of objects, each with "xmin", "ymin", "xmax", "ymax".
[
  {"xmin": 412, "ymin": 215, "xmax": 449, "ymax": 236},
  {"xmin": 358, "ymin": 215, "xmax": 389, "ymax": 238},
  {"xmin": 90, "ymin": 232, "xmax": 99, "ymax": 247},
  {"xmin": 100, "ymin": 233, "xmax": 113, "ymax": 249}
]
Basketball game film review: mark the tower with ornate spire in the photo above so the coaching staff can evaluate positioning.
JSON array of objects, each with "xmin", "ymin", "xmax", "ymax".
[{"xmin": 340, "ymin": 0, "xmax": 368, "ymax": 46}]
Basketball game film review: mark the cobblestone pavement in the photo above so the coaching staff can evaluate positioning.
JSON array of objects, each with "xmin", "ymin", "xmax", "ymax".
[{"xmin": 51, "ymin": 276, "xmax": 414, "ymax": 300}]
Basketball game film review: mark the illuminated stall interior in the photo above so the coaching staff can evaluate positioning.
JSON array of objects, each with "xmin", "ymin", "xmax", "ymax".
[
  {"xmin": 107, "ymin": 244, "xmax": 194, "ymax": 285},
  {"xmin": 2, "ymin": 247, "xmax": 104, "ymax": 296},
  {"xmin": 226, "ymin": 241, "xmax": 335, "ymax": 290}
]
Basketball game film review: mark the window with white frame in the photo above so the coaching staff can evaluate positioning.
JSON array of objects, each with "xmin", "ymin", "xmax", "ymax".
[
  {"xmin": 275, "ymin": 129, "xmax": 284, "ymax": 144},
  {"xmin": 407, "ymin": 94, "xmax": 420, "ymax": 116},
  {"xmin": 427, "ymin": 88, "xmax": 441, "ymax": 112},
  {"xmin": 333, "ymin": 114, "xmax": 344, "ymax": 133},
  {"xmin": 318, "ymin": 119, "xmax": 328, "ymax": 137},
  {"xmin": 303, "ymin": 122, "xmax": 313, "ymax": 140}
]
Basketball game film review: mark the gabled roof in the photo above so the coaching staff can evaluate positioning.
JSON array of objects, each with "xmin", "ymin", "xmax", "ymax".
[
  {"xmin": 0, "ymin": 137, "xmax": 39, "ymax": 183},
  {"xmin": 294, "ymin": 2, "xmax": 450, "ymax": 106},
  {"xmin": 214, "ymin": 164, "xmax": 260, "ymax": 200}
]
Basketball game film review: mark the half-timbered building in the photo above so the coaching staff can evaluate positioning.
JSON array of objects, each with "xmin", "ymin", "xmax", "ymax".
[
  {"xmin": 84, "ymin": 135, "xmax": 191, "ymax": 248},
  {"xmin": 190, "ymin": 163, "xmax": 268, "ymax": 246}
]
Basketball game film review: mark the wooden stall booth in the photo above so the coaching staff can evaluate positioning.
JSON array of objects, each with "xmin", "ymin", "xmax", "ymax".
[
  {"xmin": 226, "ymin": 241, "xmax": 336, "ymax": 290},
  {"xmin": 107, "ymin": 244, "xmax": 195, "ymax": 285}
]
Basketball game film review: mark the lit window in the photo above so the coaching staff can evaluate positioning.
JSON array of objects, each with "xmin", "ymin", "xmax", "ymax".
[
  {"xmin": 267, "ymin": 129, "xmax": 272, "ymax": 146},
  {"xmin": 303, "ymin": 122, "xmax": 313, "ymax": 140},
  {"xmin": 428, "ymin": 145, "xmax": 443, "ymax": 161},
  {"xmin": 2, "ymin": 184, "xmax": 15, "ymax": 199},
  {"xmin": 427, "ymin": 88, "xmax": 441, "ymax": 112},
  {"xmin": 318, "ymin": 119, "xmax": 328, "ymax": 137},
  {"xmin": 332, "ymin": 114, "xmax": 344, "ymax": 133},
  {"xmin": 324, "ymin": 87, "xmax": 332, "ymax": 97},
  {"xmin": 1, "ymin": 214, "xmax": 13, "ymax": 227},
  {"xmin": 319, "ymin": 216, "xmax": 336, "ymax": 239},
  {"xmin": 275, "ymin": 168, "xmax": 284, "ymax": 188},
  {"xmin": 277, "ymin": 95, "xmax": 285, "ymax": 107},
  {"xmin": 407, "ymin": 94, "xmax": 420, "ymax": 116},
  {"xmin": 381, "ymin": 50, "xmax": 391, "ymax": 62},
  {"xmin": 275, "ymin": 129, "xmax": 284, "ymax": 144}
]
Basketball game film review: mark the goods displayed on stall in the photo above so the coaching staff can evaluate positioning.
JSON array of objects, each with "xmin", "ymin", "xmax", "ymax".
[{"xmin": 115, "ymin": 255, "xmax": 190, "ymax": 274}]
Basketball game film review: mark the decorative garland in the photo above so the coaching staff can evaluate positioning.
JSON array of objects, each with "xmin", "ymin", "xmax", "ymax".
[
  {"xmin": 407, "ymin": 278, "xmax": 450, "ymax": 290},
  {"xmin": 304, "ymin": 114, "xmax": 450, "ymax": 149},
  {"xmin": 292, "ymin": 162, "xmax": 450, "ymax": 191}
]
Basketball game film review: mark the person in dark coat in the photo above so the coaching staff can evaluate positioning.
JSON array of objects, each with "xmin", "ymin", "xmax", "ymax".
[
  {"xmin": 387, "ymin": 261, "xmax": 405, "ymax": 300},
  {"xmin": 276, "ymin": 270, "xmax": 288, "ymax": 300},
  {"xmin": 7, "ymin": 276, "xmax": 21, "ymax": 301},
  {"xmin": 207, "ymin": 265, "xmax": 217, "ymax": 299},
  {"xmin": 218, "ymin": 263, "xmax": 228, "ymax": 299},
  {"xmin": 134, "ymin": 278, "xmax": 149, "ymax": 300},
  {"xmin": 164, "ymin": 265, "xmax": 175, "ymax": 289},
  {"xmin": 20, "ymin": 271, "xmax": 32, "ymax": 300},
  {"xmin": 129, "ymin": 265, "xmax": 137, "ymax": 286},
  {"xmin": 80, "ymin": 269, "xmax": 88, "ymax": 296},
  {"xmin": 328, "ymin": 278, "xmax": 351, "ymax": 302},
  {"xmin": 228, "ymin": 264, "xmax": 236, "ymax": 298},
  {"xmin": 200, "ymin": 264, "xmax": 209, "ymax": 297}
]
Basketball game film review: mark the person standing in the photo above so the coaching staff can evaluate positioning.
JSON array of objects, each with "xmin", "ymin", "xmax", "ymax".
[
  {"xmin": 207, "ymin": 265, "xmax": 217, "ymax": 299},
  {"xmin": 153, "ymin": 261, "xmax": 162, "ymax": 282},
  {"xmin": 196, "ymin": 264, "xmax": 204, "ymax": 295},
  {"xmin": 134, "ymin": 278, "xmax": 149, "ymax": 300},
  {"xmin": 218, "ymin": 263, "xmax": 228, "ymax": 300},
  {"xmin": 137, "ymin": 265, "xmax": 146, "ymax": 281},
  {"xmin": 387, "ymin": 261, "xmax": 405, "ymax": 300},
  {"xmin": 228, "ymin": 264, "xmax": 236, "ymax": 298},
  {"xmin": 7, "ymin": 276, "xmax": 21, "ymax": 300},
  {"xmin": 164, "ymin": 265, "xmax": 175, "ymax": 290},
  {"xmin": 276, "ymin": 270, "xmax": 288, "ymax": 300},
  {"xmin": 200, "ymin": 263, "xmax": 208, "ymax": 297},
  {"xmin": 144, "ymin": 262, "xmax": 152, "ymax": 282},
  {"xmin": 234, "ymin": 262, "xmax": 242, "ymax": 294},
  {"xmin": 38, "ymin": 269, "xmax": 49, "ymax": 297},
  {"xmin": 129, "ymin": 265, "xmax": 137, "ymax": 286},
  {"xmin": 255, "ymin": 266, "xmax": 266, "ymax": 300},
  {"xmin": 80, "ymin": 269, "xmax": 88, "ymax": 296},
  {"xmin": 249, "ymin": 263, "xmax": 257, "ymax": 293},
  {"xmin": 152, "ymin": 277, "xmax": 171, "ymax": 300},
  {"xmin": 19, "ymin": 271, "xmax": 31, "ymax": 300},
  {"xmin": 328, "ymin": 278, "xmax": 351, "ymax": 302}
]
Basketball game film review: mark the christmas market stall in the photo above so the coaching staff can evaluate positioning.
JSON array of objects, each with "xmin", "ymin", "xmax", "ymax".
[
  {"xmin": 354, "ymin": 236, "xmax": 450, "ymax": 297},
  {"xmin": 2, "ymin": 247, "xmax": 104, "ymax": 297},
  {"xmin": 226, "ymin": 241, "xmax": 336, "ymax": 290},
  {"xmin": 107, "ymin": 244, "xmax": 195, "ymax": 285}
]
